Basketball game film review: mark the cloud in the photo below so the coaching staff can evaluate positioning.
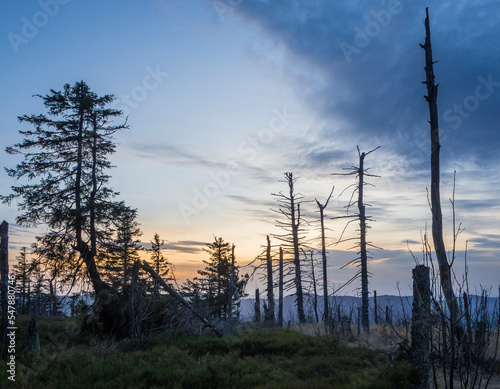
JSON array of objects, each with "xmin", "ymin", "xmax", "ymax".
[
  {"xmin": 141, "ymin": 239, "xmax": 208, "ymax": 254},
  {"xmin": 227, "ymin": 0, "xmax": 500, "ymax": 166}
]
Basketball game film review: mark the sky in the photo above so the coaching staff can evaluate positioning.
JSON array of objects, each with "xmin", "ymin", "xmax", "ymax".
[{"xmin": 0, "ymin": 0, "xmax": 499, "ymax": 297}]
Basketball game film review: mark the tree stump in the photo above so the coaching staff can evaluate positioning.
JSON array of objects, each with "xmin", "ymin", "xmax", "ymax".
[{"xmin": 411, "ymin": 265, "xmax": 431, "ymax": 389}]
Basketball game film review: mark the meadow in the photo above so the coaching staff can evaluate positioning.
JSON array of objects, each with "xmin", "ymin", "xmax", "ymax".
[{"xmin": 1, "ymin": 315, "xmax": 417, "ymax": 389}]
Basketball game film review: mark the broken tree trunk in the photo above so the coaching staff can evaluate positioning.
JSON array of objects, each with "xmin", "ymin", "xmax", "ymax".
[
  {"xmin": 309, "ymin": 250, "xmax": 319, "ymax": 323},
  {"xmin": 315, "ymin": 186, "xmax": 334, "ymax": 323},
  {"xmin": 278, "ymin": 246, "xmax": 284, "ymax": 327},
  {"xmin": 139, "ymin": 261, "xmax": 223, "ymax": 337},
  {"xmin": 421, "ymin": 7, "xmax": 463, "ymax": 339},
  {"xmin": 254, "ymin": 288, "xmax": 261, "ymax": 322},
  {"xmin": 130, "ymin": 260, "xmax": 141, "ymax": 339},
  {"xmin": 287, "ymin": 173, "xmax": 306, "ymax": 324},
  {"xmin": 228, "ymin": 244, "xmax": 236, "ymax": 319},
  {"xmin": 411, "ymin": 265, "xmax": 431, "ymax": 389},
  {"xmin": 358, "ymin": 151, "xmax": 370, "ymax": 333},
  {"xmin": 0, "ymin": 221, "xmax": 8, "ymax": 359},
  {"xmin": 264, "ymin": 236, "xmax": 275, "ymax": 323}
]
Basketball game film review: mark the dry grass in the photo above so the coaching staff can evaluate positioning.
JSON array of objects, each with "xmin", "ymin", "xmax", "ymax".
[{"xmin": 288, "ymin": 321, "xmax": 500, "ymax": 388}]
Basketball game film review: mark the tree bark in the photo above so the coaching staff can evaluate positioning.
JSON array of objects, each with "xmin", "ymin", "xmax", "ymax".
[
  {"xmin": 358, "ymin": 152, "xmax": 370, "ymax": 333},
  {"xmin": 287, "ymin": 173, "xmax": 306, "ymax": 323},
  {"xmin": 411, "ymin": 265, "xmax": 431, "ymax": 389},
  {"xmin": 254, "ymin": 288, "xmax": 261, "ymax": 323},
  {"xmin": 421, "ymin": 7, "xmax": 463, "ymax": 338}
]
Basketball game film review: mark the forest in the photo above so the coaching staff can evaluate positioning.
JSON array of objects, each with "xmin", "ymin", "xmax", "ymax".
[{"xmin": 1, "ymin": 7, "xmax": 499, "ymax": 389}]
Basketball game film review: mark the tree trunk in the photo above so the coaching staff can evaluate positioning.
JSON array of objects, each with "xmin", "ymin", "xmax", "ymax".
[
  {"xmin": 421, "ymin": 8, "xmax": 463, "ymax": 338},
  {"xmin": 254, "ymin": 288, "xmax": 261, "ymax": 323},
  {"xmin": 309, "ymin": 251, "xmax": 319, "ymax": 323},
  {"xmin": 287, "ymin": 173, "xmax": 305, "ymax": 323},
  {"xmin": 75, "ymin": 105, "xmax": 111, "ymax": 303},
  {"xmin": 411, "ymin": 265, "xmax": 431, "ymax": 389},
  {"xmin": 228, "ymin": 244, "xmax": 235, "ymax": 319},
  {"xmin": 265, "ymin": 236, "xmax": 275, "ymax": 323},
  {"xmin": 374, "ymin": 290, "xmax": 378, "ymax": 325},
  {"xmin": 315, "ymin": 187, "xmax": 333, "ymax": 323},
  {"xmin": 0, "ymin": 221, "xmax": 9, "ymax": 359},
  {"xmin": 358, "ymin": 152, "xmax": 370, "ymax": 333},
  {"xmin": 278, "ymin": 246, "xmax": 284, "ymax": 327}
]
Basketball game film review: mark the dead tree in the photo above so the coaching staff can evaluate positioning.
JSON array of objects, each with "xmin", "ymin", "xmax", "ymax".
[
  {"xmin": 421, "ymin": 8, "xmax": 463, "ymax": 338},
  {"xmin": 307, "ymin": 250, "xmax": 319, "ymax": 323},
  {"xmin": 278, "ymin": 246, "xmax": 284, "ymax": 327},
  {"xmin": 411, "ymin": 265, "xmax": 431, "ymax": 389},
  {"xmin": 0, "ymin": 221, "xmax": 8, "ymax": 359},
  {"xmin": 227, "ymin": 244, "xmax": 236, "ymax": 319},
  {"xmin": 254, "ymin": 288, "xmax": 261, "ymax": 322},
  {"xmin": 264, "ymin": 236, "xmax": 275, "ymax": 323},
  {"xmin": 271, "ymin": 172, "xmax": 307, "ymax": 323},
  {"xmin": 335, "ymin": 147, "xmax": 380, "ymax": 334},
  {"xmin": 315, "ymin": 186, "xmax": 334, "ymax": 323}
]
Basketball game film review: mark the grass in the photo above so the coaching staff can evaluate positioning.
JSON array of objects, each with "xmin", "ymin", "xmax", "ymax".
[{"xmin": 1, "ymin": 316, "xmax": 417, "ymax": 388}]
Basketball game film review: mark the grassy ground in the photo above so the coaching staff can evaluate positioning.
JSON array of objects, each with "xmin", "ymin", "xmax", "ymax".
[{"xmin": 1, "ymin": 316, "xmax": 417, "ymax": 388}]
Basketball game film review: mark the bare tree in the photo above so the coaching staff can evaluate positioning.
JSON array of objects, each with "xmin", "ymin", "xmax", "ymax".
[
  {"xmin": 227, "ymin": 244, "xmax": 236, "ymax": 319},
  {"xmin": 315, "ymin": 185, "xmax": 334, "ymax": 322},
  {"xmin": 335, "ymin": 147, "xmax": 380, "ymax": 333},
  {"xmin": 421, "ymin": 7, "xmax": 463, "ymax": 339},
  {"xmin": 264, "ymin": 235, "xmax": 275, "ymax": 323},
  {"xmin": 306, "ymin": 250, "xmax": 319, "ymax": 323},
  {"xmin": 271, "ymin": 172, "xmax": 307, "ymax": 323},
  {"xmin": 278, "ymin": 246, "xmax": 284, "ymax": 327}
]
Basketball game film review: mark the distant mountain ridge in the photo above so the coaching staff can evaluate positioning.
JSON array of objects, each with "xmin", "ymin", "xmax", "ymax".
[{"xmin": 238, "ymin": 293, "xmax": 499, "ymax": 323}]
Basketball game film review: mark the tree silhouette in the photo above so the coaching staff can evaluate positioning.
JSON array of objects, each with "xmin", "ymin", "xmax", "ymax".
[
  {"xmin": 271, "ymin": 172, "xmax": 307, "ymax": 323},
  {"xmin": 1, "ymin": 81, "xmax": 130, "ymax": 332},
  {"xmin": 148, "ymin": 233, "xmax": 170, "ymax": 299},
  {"xmin": 184, "ymin": 236, "xmax": 248, "ymax": 319}
]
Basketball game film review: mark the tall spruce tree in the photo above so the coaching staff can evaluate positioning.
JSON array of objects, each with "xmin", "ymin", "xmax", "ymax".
[
  {"xmin": 184, "ymin": 237, "xmax": 248, "ymax": 319},
  {"xmin": 1, "ymin": 81, "xmax": 129, "ymax": 331},
  {"xmin": 99, "ymin": 204, "xmax": 142, "ymax": 294},
  {"xmin": 148, "ymin": 233, "xmax": 170, "ymax": 299}
]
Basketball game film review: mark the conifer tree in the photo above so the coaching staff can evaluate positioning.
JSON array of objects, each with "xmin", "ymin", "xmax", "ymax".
[
  {"xmin": 184, "ymin": 237, "xmax": 248, "ymax": 319},
  {"xmin": 12, "ymin": 247, "xmax": 31, "ymax": 314},
  {"xmin": 148, "ymin": 233, "xmax": 170, "ymax": 299},
  {"xmin": 1, "ymin": 81, "xmax": 130, "ymax": 331}
]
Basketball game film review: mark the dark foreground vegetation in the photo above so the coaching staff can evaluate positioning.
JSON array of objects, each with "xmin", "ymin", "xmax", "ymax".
[{"xmin": 1, "ymin": 315, "xmax": 416, "ymax": 389}]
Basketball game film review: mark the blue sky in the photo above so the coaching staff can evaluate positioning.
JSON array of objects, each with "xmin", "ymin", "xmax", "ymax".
[{"xmin": 1, "ymin": 0, "xmax": 499, "ymax": 296}]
